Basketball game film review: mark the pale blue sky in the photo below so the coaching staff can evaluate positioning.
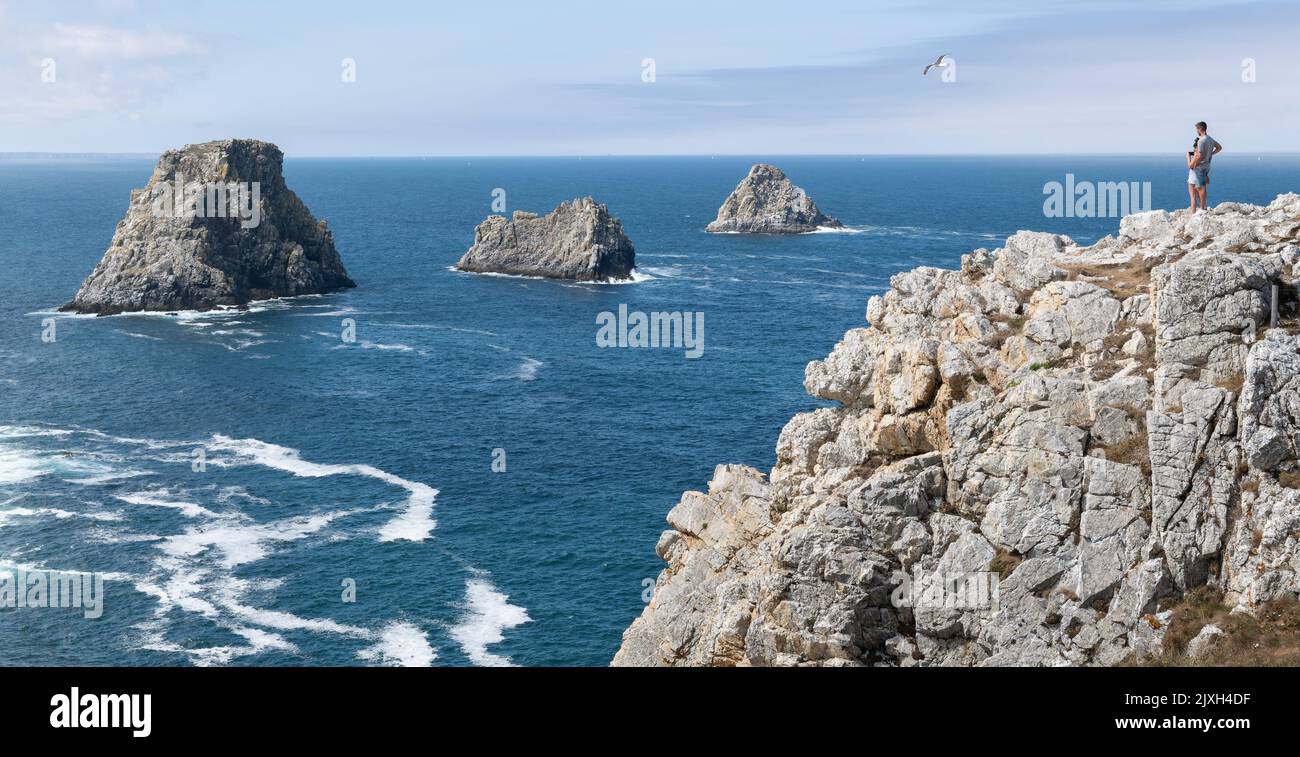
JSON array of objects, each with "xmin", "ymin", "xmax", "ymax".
[{"xmin": 1, "ymin": 0, "xmax": 1294, "ymax": 155}]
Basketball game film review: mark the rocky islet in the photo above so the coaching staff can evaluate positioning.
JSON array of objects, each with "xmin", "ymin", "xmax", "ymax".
[{"xmin": 62, "ymin": 139, "xmax": 354, "ymax": 315}]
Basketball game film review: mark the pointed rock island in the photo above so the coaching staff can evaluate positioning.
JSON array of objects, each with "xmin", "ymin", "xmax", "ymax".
[
  {"xmin": 456, "ymin": 197, "xmax": 636, "ymax": 282},
  {"xmin": 706, "ymin": 163, "xmax": 843, "ymax": 234},
  {"xmin": 62, "ymin": 139, "xmax": 354, "ymax": 315}
]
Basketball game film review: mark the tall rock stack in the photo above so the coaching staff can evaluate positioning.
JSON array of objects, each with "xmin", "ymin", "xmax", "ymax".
[{"xmin": 62, "ymin": 139, "xmax": 354, "ymax": 315}]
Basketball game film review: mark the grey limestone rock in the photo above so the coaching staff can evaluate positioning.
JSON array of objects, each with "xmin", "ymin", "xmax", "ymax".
[
  {"xmin": 455, "ymin": 197, "xmax": 635, "ymax": 282},
  {"xmin": 706, "ymin": 164, "xmax": 842, "ymax": 234},
  {"xmin": 616, "ymin": 195, "xmax": 1300, "ymax": 666},
  {"xmin": 63, "ymin": 139, "xmax": 354, "ymax": 315}
]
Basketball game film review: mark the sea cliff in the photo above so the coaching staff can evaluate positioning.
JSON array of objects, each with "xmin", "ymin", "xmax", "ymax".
[{"xmin": 617, "ymin": 195, "xmax": 1300, "ymax": 666}]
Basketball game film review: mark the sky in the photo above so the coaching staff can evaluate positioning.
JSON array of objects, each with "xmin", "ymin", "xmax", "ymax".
[{"xmin": 0, "ymin": 0, "xmax": 1295, "ymax": 156}]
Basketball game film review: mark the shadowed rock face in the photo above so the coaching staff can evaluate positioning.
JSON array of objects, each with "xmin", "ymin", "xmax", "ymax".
[
  {"xmin": 62, "ymin": 139, "xmax": 354, "ymax": 315},
  {"xmin": 455, "ymin": 197, "xmax": 636, "ymax": 282},
  {"xmin": 706, "ymin": 163, "xmax": 843, "ymax": 234},
  {"xmin": 616, "ymin": 194, "xmax": 1300, "ymax": 667}
]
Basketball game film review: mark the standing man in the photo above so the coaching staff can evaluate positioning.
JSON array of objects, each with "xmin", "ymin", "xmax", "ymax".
[{"xmin": 1188, "ymin": 121, "xmax": 1222, "ymax": 212}]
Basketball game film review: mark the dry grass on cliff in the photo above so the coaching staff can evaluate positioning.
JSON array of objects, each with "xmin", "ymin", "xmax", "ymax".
[
  {"xmin": 1098, "ymin": 421, "xmax": 1152, "ymax": 476},
  {"xmin": 1134, "ymin": 586, "xmax": 1300, "ymax": 666},
  {"xmin": 986, "ymin": 313, "xmax": 1026, "ymax": 349},
  {"xmin": 1090, "ymin": 324, "xmax": 1156, "ymax": 382},
  {"xmin": 1061, "ymin": 255, "xmax": 1167, "ymax": 300},
  {"xmin": 988, "ymin": 549, "xmax": 1023, "ymax": 579},
  {"xmin": 1277, "ymin": 470, "xmax": 1300, "ymax": 490},
  {"xmin": 1215, "ymin": 374, "xmax": 1245, "ymax": 395}
]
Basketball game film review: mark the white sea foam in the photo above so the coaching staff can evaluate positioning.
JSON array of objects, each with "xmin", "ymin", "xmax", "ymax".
[
  {"xmin": 0, "ymin": 559, "xmax": 134, "ymax": 585},
  {"xmin": 357, "ymin": 621, "xmax": 437, "ymax": 667},
  {"xmin": 136, "ymin": 619, "xmax": 298, "ymax": 666},
  {"xmin": 215, "ymin": 576, "xmax": 370, "ymax": 636},
  {"xmin": 510, "ymin": 357, "xmax": 543, "ymax": 381},
  {"xmin": 332, "ymin": 340, "xmax": 427, "ymax": 356},
  {"xmin": 0, "ymin": 447, "xmax": 49, "ymax": 484},
  {"xmin": 596, "ymin": 268, "xmax": 654, "ymax": 284},
  {"xmin": 208, "ymin": 436, "xmax": 438, "ymax": 542},
  {"xmin": 291, "ymin": 307, "xmax": 358, "ymax": 317},
  {"xmin": 115, "ymin": 490, "xmax": 221, "ymax": 519},
  {"xmin": 327, "ymin": 340, "xmax": 428, "ymax": 358},
  {"xmin": 122, "ymin": 332, "xmax": 163, "ymax": 341},
  {"xmin": 95, "ymin": 433, "xmax": 192, "ymax": 451},
  {"xmin": 0, "ymin": 506, "xmax": 123, "ymax": 523},
  {"xmin": 376, "ymin": 497, "xmax": 437, "ymax": 542},
  {"xmin": 0, "ymin": 425, "xmax": 75, "ymax": 439},
  {"xmin": 230, "ymin": 626, "xmax": 299, "ymax": 655},
  {"xmin": 63, "ymin": 461, "xmax": 150, "ymax": 486},
  {"xmin": 449, "ymin": 578, "xmax": 532, "ymax": 667},
  {"xmin": 384, "ymin": 323, "xmax": 499, "ymax": 337},
  {"xmin": 3, "ymin": 425, "xmax": 473, "ymax": 666},
  {"xmin": 216, "ymin": 486, "xmax": 272, "ymax": 507},
  {"xmin": 448, "ymin": 265, "xmax": 649, "ymax": 285},
  {"xmin": 84, "ymin": 528, "xmax": 162, "ymax": 545},
  {"xmin": 217, "ymin": 338, "xmax": 273, "ymax": 352},
  {"xmin": 159, "ymin": 509, "xmax": 356, "ymax": 568}
]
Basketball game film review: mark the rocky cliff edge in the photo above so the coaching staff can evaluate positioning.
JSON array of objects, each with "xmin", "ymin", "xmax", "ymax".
[{"xmin": 616, "ymin": 195, "xmax": 1300, "ymax": 667}]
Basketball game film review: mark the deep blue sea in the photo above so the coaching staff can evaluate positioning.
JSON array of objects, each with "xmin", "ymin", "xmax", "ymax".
[{"xmin": 2, "ymin": 154, "xmax": 1297, "ymax": 666}]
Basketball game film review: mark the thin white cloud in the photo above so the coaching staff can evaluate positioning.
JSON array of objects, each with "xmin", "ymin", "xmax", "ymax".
[
  {"xmin": 38, "ymin": 22, "xmax": 202, "ymax": 60},
  {"xmin": 0, "ymin": 18, "xmax": 203, "ymax": 125}
]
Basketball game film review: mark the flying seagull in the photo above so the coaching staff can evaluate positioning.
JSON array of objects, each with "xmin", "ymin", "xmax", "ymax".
[{"xmin": 922, "ymin": 54, "xmax": 950, "ymax": 75}]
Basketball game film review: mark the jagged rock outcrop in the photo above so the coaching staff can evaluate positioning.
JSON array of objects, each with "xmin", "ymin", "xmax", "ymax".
[
  {"xmin": 616, "ymin": 195, "xmax": 1300, "ymax": 667},
  {"xmin": 706, "ymin": 164, "xmax": 843, "ymax": 234},
  {"xmin": 455, "ymin": 197, "xmax": 636, "ymax": 281},
  {"xmin": 63, "ymin": 139, "xmax": 354, "ymax": 315}
]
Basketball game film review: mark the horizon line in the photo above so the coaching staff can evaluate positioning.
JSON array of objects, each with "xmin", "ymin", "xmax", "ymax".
[{"xmin": 3, "ymin": 151, "xmax": 1299, "ymax": 160}]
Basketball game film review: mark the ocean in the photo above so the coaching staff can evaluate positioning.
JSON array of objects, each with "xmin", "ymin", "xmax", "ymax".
[{"xmin": 2, "ymin": 153, "xmax": 1297, "ymax": 666}]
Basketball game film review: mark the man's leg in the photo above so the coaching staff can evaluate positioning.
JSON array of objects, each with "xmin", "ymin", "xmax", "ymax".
[{"xmin": 1198, "ymin": 183, "xmax": 1208, "ymax": 211}]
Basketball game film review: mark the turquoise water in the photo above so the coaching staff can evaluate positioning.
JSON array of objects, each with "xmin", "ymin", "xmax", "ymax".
[{"xmin": 2, "ymin": 154, "xmax": 1297, "ymax": 666}]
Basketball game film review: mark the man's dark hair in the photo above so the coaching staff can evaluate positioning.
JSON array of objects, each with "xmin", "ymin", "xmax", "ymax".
[{"xmin": 1195, "ymin": 121, "xmax": 1208, "ymax": 131}]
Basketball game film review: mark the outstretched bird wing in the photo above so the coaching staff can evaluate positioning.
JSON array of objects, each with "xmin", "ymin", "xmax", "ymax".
[{"xmin": 922, "ymin": 55, "xmax": 948, "ymax": 75}]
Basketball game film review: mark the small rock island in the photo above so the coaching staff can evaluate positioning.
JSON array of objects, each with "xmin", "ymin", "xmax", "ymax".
[
  {"xmin": 706, "ymin": 163, "xmax": 843, "ymax": 234},
  {"xmin": 456, "ymin": 197, "xmax": 636, "ymax": 282},
  {"xmin": 62, "ymin": 139, "xmax": 354, "ymax": 315}
]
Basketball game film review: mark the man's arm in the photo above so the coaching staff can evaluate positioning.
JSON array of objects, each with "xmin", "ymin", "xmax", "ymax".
[{"xmin": 1212, "ymin": 141, "xmax": 1223, "ymax": 156}]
